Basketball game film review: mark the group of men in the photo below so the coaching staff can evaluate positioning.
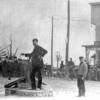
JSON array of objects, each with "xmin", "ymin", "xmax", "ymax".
[{"xmin": 22, "ymin": 38, "xmax": 88, "ymax": 97}]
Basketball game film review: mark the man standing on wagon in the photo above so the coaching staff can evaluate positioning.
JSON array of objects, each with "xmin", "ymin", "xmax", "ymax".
[{"xmin": 22, "ymin": 38, "xmax": 48, "ymax": 90}]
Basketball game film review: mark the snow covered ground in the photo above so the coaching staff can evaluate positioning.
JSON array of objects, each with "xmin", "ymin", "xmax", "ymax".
[
  {"xmin": 45, "ymin": 77, "xmax": 100, "ymax": 97},
  {"xmin": 0, "ymin": 77, "xmax": 100, "ymax": 100}
]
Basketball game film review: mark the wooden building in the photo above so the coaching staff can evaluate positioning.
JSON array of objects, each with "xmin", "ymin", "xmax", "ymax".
[{"xmin": 83, "ymin": 2, "xmax": 100, "ymax": 65}]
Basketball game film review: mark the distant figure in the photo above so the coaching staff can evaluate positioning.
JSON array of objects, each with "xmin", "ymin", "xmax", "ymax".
[
  {"xmin": 68, "ymin": 58, "xmax": 75, "ymax": 80},
  {"xmin": 0, "ymin": 58, "xmax": 3, "ymax": 76},
  {"xmin": 84, "ymin": 60, "xmax": 90, "ymax": 71},
  {"xmin": 84, "ymin": 60, "xmax": 90, "ymax": 80},
  {"xmin": 3, "ymin": 58, "xmax": 11, "ymax": 80},
  {"xmin": 5, "ymin": 57, "xmax": 11, "ymax": 80},
  {"xmin": 60, "ymin": 61, "xmax": 64, "ymax": 69},
  {"xmin": 7, "ymin": 63, "xmax": 11, "ymax": 80},
  {"xmin": 22, "ymin": 38, "xmax": 48, "ymax": 90},
  {"xmin": 77, "ymin": 57, "xmax": 88, "ymax": 97},
  {"xmin": 68, "ymin": 58, "xmax": 74, "ymax": 66}
]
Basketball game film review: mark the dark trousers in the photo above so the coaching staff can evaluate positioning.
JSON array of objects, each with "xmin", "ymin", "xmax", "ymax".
[
  {"xmin": 77, "ymin": 75, "xmax": 85, "ymax": 96},
  {"xmin": 8, "ymin": 71, "xmax": 11, "ymax": 80},
  {"xmin": 30, "ymin": 64, "xmax": 42, "ymax": 89}
]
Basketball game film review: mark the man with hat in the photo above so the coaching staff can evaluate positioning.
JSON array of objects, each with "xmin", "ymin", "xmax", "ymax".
[
  {"xmin": 22, "ymin": 38, "xmax": 48, "ymax": 90},
  {"xmin": 77, "ymin": 56, "xmax": 88, "ymax": 97}
]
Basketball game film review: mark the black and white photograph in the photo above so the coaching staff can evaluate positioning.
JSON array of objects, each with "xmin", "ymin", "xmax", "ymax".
[{"xmin": 0, "ymin": 0, "xmax": 100, "ymax": 99}]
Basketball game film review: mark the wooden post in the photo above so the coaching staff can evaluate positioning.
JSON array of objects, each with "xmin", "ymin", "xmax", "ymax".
[
  {"xmin": 65, "ymin": 0, "xmax": 70, "ymax": 65},
  {"xmin": 10, "ymin": 34, "xmax": 12, "ymax": 58},
  {"xmin": 51, "ymin": 16, "xmax": 54, "ymax": 72}
]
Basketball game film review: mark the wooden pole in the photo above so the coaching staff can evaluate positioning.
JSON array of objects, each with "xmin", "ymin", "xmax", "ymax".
[
  {"xmin": 51, "ymin": 16, "xmax": 54, "ymax": 69},
  {"xmin": 10, "ymin": 34, "xmax": 12, "ymax": 58},
  {"xmin": 65, "ymin": 0, "xmax": 70, "ymax": 65}
]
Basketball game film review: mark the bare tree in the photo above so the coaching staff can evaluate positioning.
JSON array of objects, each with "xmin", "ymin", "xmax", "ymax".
[{"xmin": 56, "ymin": 51, "xmax": 62, "ymax": 69}]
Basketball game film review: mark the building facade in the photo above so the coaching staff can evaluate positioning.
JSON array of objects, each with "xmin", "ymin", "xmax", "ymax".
[{"xmin": 90, "ymin": 2, "xmax": 100, "ymax": 65}]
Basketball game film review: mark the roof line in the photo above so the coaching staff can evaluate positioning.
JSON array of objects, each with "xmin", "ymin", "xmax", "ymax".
[{"xmin": 89, "ymin": 2, "xmax": 100, "ymax": 6}]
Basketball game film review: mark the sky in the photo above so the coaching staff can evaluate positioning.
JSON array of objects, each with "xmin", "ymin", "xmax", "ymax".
[{"xmin": 0, "ymin": 0, "xmax": 99, "ymax": 66}]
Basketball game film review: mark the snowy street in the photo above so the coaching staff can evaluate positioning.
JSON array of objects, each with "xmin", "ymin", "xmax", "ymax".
[
  {"xmin": 0, "ymin": 77, "xmax": 100, "ymax": 99},
  {"xmin": 44, "ymin": 77, "xmax": 100, "ymax": 98}
]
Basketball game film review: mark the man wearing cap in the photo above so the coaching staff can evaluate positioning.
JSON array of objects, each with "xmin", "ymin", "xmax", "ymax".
[
  {"xmin": 77, "ymin": 57, "xmax": 88, "ymax": 97},
  {"xmin": 22, "ymin": 38, "xmax": 48, "ymax": 90}
]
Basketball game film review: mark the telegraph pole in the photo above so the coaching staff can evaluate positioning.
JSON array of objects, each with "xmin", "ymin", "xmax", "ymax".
[
  {"xmin": 10, "ymin": 34, "xmax": 12, "ymax": 58},
  {"xmin": 51, "ymin": 16, "xmax": 54, "ymax": 69},
  {"xmin": 65, "ymin": 0, "xmax": 70, "ymax": 65}
]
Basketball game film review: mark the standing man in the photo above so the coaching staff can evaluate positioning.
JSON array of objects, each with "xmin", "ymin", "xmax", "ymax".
[
  {"xmin": 68, "ymin": 58, "xmax": 75, "ymax": 80},
  {"xmin": 22, "ymin": 38, "xmax": 48, "ymax": 90},
  {"xmin": 60, "ymin": 61, "xmax": 64, "ymax": 69},
  {"xmin": 77, "ymin": 57, "xmax": 88, "ymax": 97}
]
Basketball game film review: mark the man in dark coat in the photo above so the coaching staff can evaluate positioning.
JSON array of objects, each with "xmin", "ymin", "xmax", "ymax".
[
  {"xmin": 22, "ymin": 38, "xmax": 48, "ymax": 90},
  {"xmin": 77, "ymin": 57, "xmax": 88, "ymax": 97},
  {"xmin": 68, "ymin": 58, "xmax": 75, "ymax": 80}
]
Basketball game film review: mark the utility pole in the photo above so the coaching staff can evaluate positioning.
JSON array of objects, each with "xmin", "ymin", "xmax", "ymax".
[
  {"xmin": 10, "ymin": 34, "xmax": 12, "ymax": 58},
  {"xmin": 65, "ymin": 0, "xmax": 70, "ymax": 65},
  {"xmin": 51, "ymin": 16, "xmax": 54, "ymax": 69}
]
